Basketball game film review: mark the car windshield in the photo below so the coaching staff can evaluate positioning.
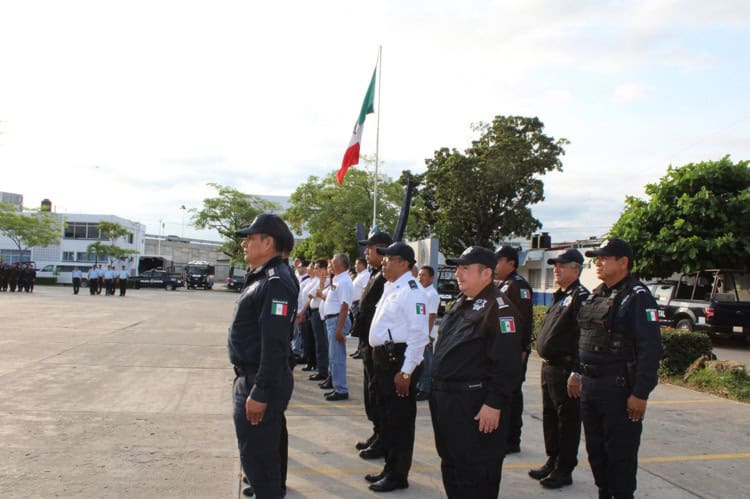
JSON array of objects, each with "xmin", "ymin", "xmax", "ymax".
[
  {"xmin": 717, "ymin": 271, "xmax": 750, "ymax": 302},
  {"xmin": 437, "ymin": 266, "xmax": 458, "ymax": 295}
]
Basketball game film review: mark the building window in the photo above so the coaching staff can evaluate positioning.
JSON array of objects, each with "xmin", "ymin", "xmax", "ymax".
[
  {"xmin": 62, "ymin": 251, "xmax": 75, "ymax": 261},
  {"xmin": 528, "ymin": 269, "xmax": 541, "ymax": 289},
  {"xmin": 77, "ymin": 252, "xmax": 97, "ymax": 263}
]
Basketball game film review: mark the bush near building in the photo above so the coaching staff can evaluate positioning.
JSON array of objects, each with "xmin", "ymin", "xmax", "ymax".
[{"xmin": 659, "ymin": 328, "xmax": 713, "ymax": 376}]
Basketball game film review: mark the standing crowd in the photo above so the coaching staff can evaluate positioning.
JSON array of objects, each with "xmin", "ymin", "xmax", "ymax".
[
  {"xmin": 75, "ymin": 264, "xmax": 130, "ymax": 296},
  {"xmin": 227, "ymin": 212, "xmax": 662, "ymax": 499},
  {"xmin": 0, "ymin": 262, "xmax": 36, "ymax": 292}
]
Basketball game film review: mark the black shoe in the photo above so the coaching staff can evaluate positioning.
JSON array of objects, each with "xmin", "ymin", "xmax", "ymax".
[
  {"xmin": 301, "ymin": 365, "xmax": 315, "ymax": 372},
  {"xmin": 325, "ymin": 391, "xmax": 349, "ymax": 401},
  {"xmin": 528, "ymin": 459, "xmax": 555, "ymax": 480},
  {"xmin": 540, "ymin": 473, "xmax": 573, "ymax": 489},
  {"xmin": 242, "ymin": 484, "xmax": 254, "ymax": 496},
  {"xmin": 355, "ymin": 433, "xmax": 377, "ymax": 450},
  {"xmin": 242, "ymin": 475, "xmax": 249, "ymax": 485},
  {"xmin": 505, "ymin": 444, "xmax": 521, "ymax": 455},
  {"xmin": 365, "ymin": 471, "xmax": 385, "ymax": 483},
  {"xmin": 369, "ymin": 476, "xmax": 408, "ymax": 492},
  {"xmin": 351, "ymin": 352, "xmax": 363, "ymax": 359},
  {"xmin": 359, "ymin": 446, "xmax": 385, "ymax": 460},
  {"xmin": 308, "ymin": 373, "xmax": 326, "ymax": 381},
  {"xmin": 415, "ymin": 391, "xmax": 429, "ymax": 401},
  {"xmin": 318, "ymin": 379, "xmax": 333, "ymax": 390},
  {"xmin": 324, "ymin": 390, "xmax": 336, "ymax": 397}
]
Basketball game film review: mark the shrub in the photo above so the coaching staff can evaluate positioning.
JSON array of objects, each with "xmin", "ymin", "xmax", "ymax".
[
  {"xmin": 532, "ymin": 305, "xmax": 548, "ymax": 345},
  {"xmin": 659, "ymin": 328, "xmax": 713, "ymax": 376}
]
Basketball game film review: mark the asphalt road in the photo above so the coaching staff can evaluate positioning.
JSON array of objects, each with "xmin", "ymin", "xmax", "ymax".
[{"xmin": 712, "ymin": 337, "xmax": 750, "ymax": 365}]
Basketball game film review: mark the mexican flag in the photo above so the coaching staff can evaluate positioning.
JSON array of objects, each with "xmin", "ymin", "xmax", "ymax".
[{"xmin": 337, "ymin": 67, "xmax": 376, "ymax": 185}]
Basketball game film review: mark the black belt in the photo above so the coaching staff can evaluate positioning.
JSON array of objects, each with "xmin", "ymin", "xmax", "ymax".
[
  {"xmin": 580, "ymin": 363, "xmax": 627, "ymax": 378},
  {"xmin": 541, "ymin": 355, "xmax": 575, "ymax": 368},
  {"xmin": 233, "ymin": 364, "xmax": 258, "ymax": 376},
  {"xmin": 432, "ymin": 379, "xmax": 484, "ymax": 392},
  {"xmin": 324, "ymin": 313, "xmax": 338, "ymax": 319}
]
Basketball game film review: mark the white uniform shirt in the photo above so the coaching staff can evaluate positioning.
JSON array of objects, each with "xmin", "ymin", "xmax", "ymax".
[
  {"xmin": 308, "ymin": 276, "xmax": 326, "ymax": 311},
  {"xmin": 119, "ymin": 269, "xmax": 129, "ymax": 279},
  {"xmin": 369, "ymin": 271, "xmax": 430, "ymax": 375},
  {"xmin": 351, "ymin": 268, "xmax": 371, "ymax": 303},
  {"xmin": 298, "ymin": 276, "xmax": 318, "ymax": 312},
  {"xmin": 324, "ymin": 271, "xmax": 353, "ymax": 318},
  {"xmin": 422, "ymin": 283, "xmax": 440, "ymax": 338}
]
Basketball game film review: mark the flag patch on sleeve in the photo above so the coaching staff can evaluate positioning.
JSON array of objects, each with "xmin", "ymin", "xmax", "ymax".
[
  {"xmin": 499, "ymin": 317, "xmax": 516, "ymax": 333},
  {"xmin": 416, "ymin": 303, "xmax": 426, "ymax": 315},
  {"xmin": 646, "ymin": 309, "xmax": 659, "ymax": 322},
  {"xmin": 520, "ymin": 289, "xmax": 531, "ymax": 300},
  {"xmin": 271, "ymin": 300, "xmax": 289, "ymax": 316}
]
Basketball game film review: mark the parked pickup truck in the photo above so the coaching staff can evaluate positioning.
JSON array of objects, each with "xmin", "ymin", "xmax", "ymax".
[
  {"xmin": 133, "ymin": 270, "xmax": 185, "ymax": 291},
  {"xmin": 647, "ymin": 269, "xmax": 750, "ymax": 339}
]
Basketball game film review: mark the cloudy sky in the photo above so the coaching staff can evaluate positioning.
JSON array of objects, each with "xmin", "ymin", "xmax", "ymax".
[{"xmin": 1, "ymin": 0, "xmax": 748, "ymax": 244}]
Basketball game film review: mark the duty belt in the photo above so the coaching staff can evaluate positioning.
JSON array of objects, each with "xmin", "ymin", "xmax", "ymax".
[
  {"xmin": 580, "ymin": 363, "xmax": 627, "ymax": 378},
  {"xmin": 541, "ymin": 355, "xmax": 575, "ymax": 368},
  {"xmin": 233, "ymin": 364, "xmax": 258, "ymax": 376},
  {"xmin": 431, "ymin": 379, "xmax": 484, "ymax": 392},
  {"xmin": 324, "ymin": 313, "xmax": 338, "ymax": 320}
]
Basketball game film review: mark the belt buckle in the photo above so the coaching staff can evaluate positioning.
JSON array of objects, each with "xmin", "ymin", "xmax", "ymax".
[{"xmin": 615, "ymin": 376, "xmax": 626, "ymax": 387}]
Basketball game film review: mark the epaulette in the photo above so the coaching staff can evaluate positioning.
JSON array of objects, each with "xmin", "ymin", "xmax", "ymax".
[{"xmin": 408, "ymin": 280, "xmax": 419, "ymax": 290}]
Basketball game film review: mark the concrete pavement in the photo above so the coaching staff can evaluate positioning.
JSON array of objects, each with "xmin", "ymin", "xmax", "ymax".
[{"xmin": 1, "ymin": 285, "xmax": 749, "ymax": 498}]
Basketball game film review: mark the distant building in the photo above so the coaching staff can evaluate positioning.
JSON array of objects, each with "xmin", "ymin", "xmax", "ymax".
[{"xmin": 0, "ymin": 191, "xmax": 23, "ymax": 210}]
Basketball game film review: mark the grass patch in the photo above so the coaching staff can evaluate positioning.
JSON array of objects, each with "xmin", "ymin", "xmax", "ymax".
[{"xmin": 668, "ymin": 368, "xmax": 750, "ymax": 402}]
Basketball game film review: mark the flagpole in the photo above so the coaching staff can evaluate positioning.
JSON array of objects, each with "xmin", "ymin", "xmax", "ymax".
[{"xmin": 372, "ymin": 45, "xmax": 382, "ymax": 230}]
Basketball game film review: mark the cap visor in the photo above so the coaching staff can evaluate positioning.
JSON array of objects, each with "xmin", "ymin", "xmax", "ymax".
[{"xmin": 444, "ymin": 257, "xmax": 467, "ymax": 266}]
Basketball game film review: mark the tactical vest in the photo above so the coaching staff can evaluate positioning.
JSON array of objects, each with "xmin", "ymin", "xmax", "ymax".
[{"xmin": 577, "ymin": 276, "xmax": 637, "ymax": 356}]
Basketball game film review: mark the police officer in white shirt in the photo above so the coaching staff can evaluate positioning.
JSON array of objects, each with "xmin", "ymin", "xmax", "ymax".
[
  {"xmin": 320, "ymin": 253, "xmax": 354, "ymax": 401},
  {"xmin": 118, "ymin": 266, "xmax": 129, "ymax": 296},
  {"xmin": 415, "ymin": 265, "xmax": 440, "ymax": 401},
  {"xmin": 364, "ymin": 242, "xmax": 429, "ymax": 492}
]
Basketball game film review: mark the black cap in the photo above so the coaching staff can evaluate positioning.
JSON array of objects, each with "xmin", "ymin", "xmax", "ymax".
[
  {"xmin": 495, "ymin": 245, "xmax": 519, "ymax": 264},
  {"xmin": 584, "ymin": 238, "xmax": 633, "ymax": 260},
  {"xmin": 446, "ymin": 246, "xmax": 498, "ymax": 268},
  {"xmin": 376, "ymin": 242, "xmax": 415, "ymax": 265},
  {"xmin": 547, "ymin": 248, "xmax": 584, "ymax": 265},
  {"xmin": 235, "ymin": 214, "xmax": 294, "ymax": 251},
  {"xmin": 359, "ymin": 231, "xmax": 393, "ymax": 246}
]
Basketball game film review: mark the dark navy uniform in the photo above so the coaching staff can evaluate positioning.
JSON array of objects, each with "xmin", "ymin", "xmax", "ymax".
[
  {"xmin": 430, "ymin": 283, "xmax": 522, "ymax": 498},
  {"xmin": 228, "ymin": 255, "xmax": 297, "ymax": 499},
  {"xmin": 498, "ymin": 270, "xmax": 533, "ymax": 450},
  {"xmin": 577, "ymin": 274, "xmax": 662, "ymax": 498},
  {"xmin": 535, "ymin": 279, "xmax": 589, "ymax": 477}
]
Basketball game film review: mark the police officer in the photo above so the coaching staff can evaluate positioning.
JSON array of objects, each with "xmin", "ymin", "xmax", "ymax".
[
  {"xmin": 72, "ymin": 267, "xmax": 83, "ymax": 295},
  {"xmin": 529, "ymin": 248, "xmax": 589, "ymax": 489},
  {"xmin": 351, "ymin": 231, "xmax": 393, "ymax": 459},
  {"xmin": 568, "ymin": 239, "xmax": 662, "ymax": 499},
  {"xmin": 431, "ymin": 246, "xmax": 522, "ymax": 498},
  {"xmin": 364, "ymin": 242, "xmax": 429, "ymax": 492},
  {"xmin": 228, "ymin": 214, "xmax": 297, "ymax": 499},
  {"xmin": 495, "ymin": 245, "xmax": 533, "ymax": 453}
]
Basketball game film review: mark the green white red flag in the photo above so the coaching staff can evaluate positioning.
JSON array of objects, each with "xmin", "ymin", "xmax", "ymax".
[{"xmin": 337, "ymin": 68, "xmax": 376, "ymax": 185}]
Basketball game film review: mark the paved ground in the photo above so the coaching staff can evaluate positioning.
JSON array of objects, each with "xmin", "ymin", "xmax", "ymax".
[{"xmin": 1, "ymin": 285, "xmax": 750, "ymax": 498}]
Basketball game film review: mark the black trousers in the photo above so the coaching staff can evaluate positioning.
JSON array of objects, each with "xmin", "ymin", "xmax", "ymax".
[
  {"xmin": 233, "ymin": 368, "xmax": 293, "ymax": 499},
  {"xmin": 581, "ymin": 374, "xmax": 642, "ymax": 498},
  {"xmin": 73, "ymin": 278, "xmax": 81, "ymax": 295},
  {"xmin": 541, "ymin": 363, "xmax": 581, "ymax": 473},
  {"xmin": 119, "ymin": 279, "xmax": 127, "ymax": 296},
  {"xmin": 507, "ymin": 354, "xmax": 528, "ymax": 447},
  {"xmin": 300, "ymin": 319, "xmax": 316, "ymax": 368},
  {"xmin": 430, "ymin": 385, "xmax": 508, "ymax": 498},
  {"xmin": 362, "ymin": 345, "xmax": 381, "ymax": 438},
  {"xmin": 373, "ymin": 360, "xmax": 421, "ymax": 480},
  {"xmin": 89, "ymin": 278, "xmax": 97, "ymax": 295}
]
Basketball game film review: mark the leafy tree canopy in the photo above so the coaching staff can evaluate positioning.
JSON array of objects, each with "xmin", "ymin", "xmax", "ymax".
[
  {"xmin": 0, "ymin": 203, "xmax": 62, "ymax": 258},
  {"xmin": 415, "ymin": 115, "xmax": 568, "ymax": 256},
  {"xmin": 284, "ymin": 165, "xmax": 427, "ymax": 261},
  {"xmin": 87, "ymin": 222, "xmax": 138, "ymax": 264},
  {"xmin": 193, "ymin": 183, "xmax": 281, "ymax": 265},
  {"xmin": 610, "ymin": 156, "xmax": 750, "ymax": 278}
]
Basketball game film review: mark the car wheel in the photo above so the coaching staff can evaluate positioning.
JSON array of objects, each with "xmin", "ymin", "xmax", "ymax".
[
  {"xmin": 675, "ymin": 318, "xmax": 694, "ymax": 331},
  {"xmin": 165, "ymin": 283, "xmax": 174, "ymax": 291}
]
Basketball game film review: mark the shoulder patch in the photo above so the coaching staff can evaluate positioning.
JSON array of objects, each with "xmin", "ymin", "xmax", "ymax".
[
  {"xmin": 472, "ymin": 298, "xmax": 487, "ymax": 311},
  {"xmin": 520, "ymin": 288, "xmax": 531, "ymax": 300},
  {"xmin": 499, "ymin": 317, "xmax": 517, "ymax": 333},
  {"xmin": 415, "ymin": 303, "xmax": 427, "ymax": 315},
  {"xmin": 271, "ymin": 300, "xmax": 289, "ymax": 316},
  {"xmin": 408, "ymin": 280, "xmax": 419, "ymax": 289},
  {"xmin": 266, "ymin": 268, "xmax": 276, "ymax": 277},
  {"xmin": 496, "ymin": 296, "xmax": 509, "ymax": 309},
  {"xmin": 645, "ymin": 308, "xmax": 659, "ymax": 322}
]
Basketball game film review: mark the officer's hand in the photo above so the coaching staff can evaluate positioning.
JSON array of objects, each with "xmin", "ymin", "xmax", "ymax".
[
  {"xmin": 567, "ymin": 373, "xmax": 582, "ymax": 398},
  {"xmin": 245, "ymin": 397, "xmax": 268, "ymax": 426},
  {"xmin": 393, "ymin": 373, "xmax": 410, "ymax": 397},
  {"xmin": 295, "ymin": 312, "xmax": 305, "ymax": 324},
  {"xmin": 474, "ymin": 404, "xmax": 501, "ymax": 433},
  {"xmin": 335, "ymin": 329, "xmax": 345, "ymax": 343},
  {"xmin": 627, "ymin": 395, "xmax": 647, "ymax": 422}
]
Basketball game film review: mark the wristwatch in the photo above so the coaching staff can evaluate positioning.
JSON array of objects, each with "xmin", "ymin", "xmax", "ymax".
[{"xmin": 400, "ymin": 372, "xmax": 411, "ymax": 380}]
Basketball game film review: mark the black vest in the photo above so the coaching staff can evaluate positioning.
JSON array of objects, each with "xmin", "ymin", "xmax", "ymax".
[{"xmin": 577, "ymin": 275, "xmax": 637, "ymax": 356}]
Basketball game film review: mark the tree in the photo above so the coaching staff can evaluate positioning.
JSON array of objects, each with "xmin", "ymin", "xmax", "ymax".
[
  {"xmin": 415, "ymin": 115, "xmax": 568, "ymax": 256},
  {"xmin": 0, "ymin": 203, "xmax": 62, "ymax": 260},
  {"xmin": 284, "ymin": 166, "xmax": 427, "ymax": 261},
  {"xmin": 193, "ymin": 183, "xmax": 281, "ymax": 265},
  {"xmin": 609, "ymin": 156, "xmax": 750, "ymax": 278},
  {"xmin": 86, "ymin": 222, "xmax": 138, "ymax": 265}
]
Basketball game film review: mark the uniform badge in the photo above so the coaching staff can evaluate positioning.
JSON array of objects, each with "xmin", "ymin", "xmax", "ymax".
[
  {"xmin": 520, "ymin": 289, "xmax": 531, "ymax": 300},
  {"xmin": 499, "ymin": 317, "xmax": 516, "ymax": 333},
  {"xmin": 415, "ymin": 303, "xmax": 427, "ymax": 315},
  {"xmin": 408, "ymin": 280, "xmax": 419, "ymax": 289},
  {"xmin": 561, "ymin": 295, "xmax": 572, "ymax": 308},
  {"xmin": 271, "ymin": 300, "xmax": 289, "ymax": 316},
  {"xmin": 472, "ymin": 298, "xmax": 487, "ymax": 311},
  {"xmin": 645, "ymin": 309, "xmax": 659, "ymax": 322},
  {"xmin": 267, "ymin": 268, "xmax": 276, "ymax": 277}
]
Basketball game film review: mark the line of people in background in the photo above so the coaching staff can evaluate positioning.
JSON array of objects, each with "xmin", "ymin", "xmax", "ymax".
[
  {"xmin": 0, "ymin": 262, "xmax": 36, "ymax": 292},
  {"xmin": 78, "ymin": 264, "xmax": 130, "ymax": 296}
]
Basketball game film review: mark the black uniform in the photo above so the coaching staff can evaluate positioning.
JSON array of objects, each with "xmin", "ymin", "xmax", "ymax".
[
  {"xmin": 228, "ymin": 256, "xmax": 297, "ymax": 499},
  {"xmin": 577, "ymin": 274, "xmax": 662, "ymax": 498},
  {"xmin": 498, "ymin": 270, "xmax": 533, "ymax": 450},
  {"xmin": 430, "ymin": 284, "xmax": 522, "ymax": 498},
  {"xmin": 535, "ymin": 279, "xmax": 589, "ymax": 475},
  {"xmin": 350, "ymin": 265, "xmax": 387, "ymax": 448}
]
